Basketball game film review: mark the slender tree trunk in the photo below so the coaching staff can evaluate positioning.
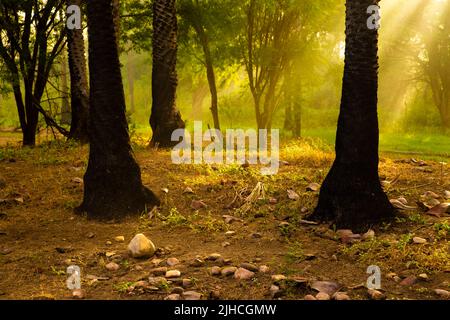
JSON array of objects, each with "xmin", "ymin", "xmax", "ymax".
[
  {"xmin": 309, "ymin": 0, "xmax": 394, "ymax": 232},
  {"xmin": 67, "ymin": 0, "xmax": 89, "ymax": 143},
  {"xmin": 60, "ymin": 56, "xmax": 71, "ymax": 125},
  {"xmin": 78, "ymin": 0, "xmax": 159, "ymax": 220},
  {"xmin": 150, "ymin": 0, "xmax": 185, "ymax": 148}
]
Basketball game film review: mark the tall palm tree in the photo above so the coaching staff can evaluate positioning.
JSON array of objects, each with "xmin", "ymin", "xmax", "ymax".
[
  {"xmin": 66, "ymin": 0, "xmax": 89, "ymax": 142},
  {"xmin": 309, "ymin": 0, "xmax": 394, "ymax": 231},
  {"xmin": 78, "ymin": 0, "xmax": 159, "ymax": 219},
  {"xmin": 150, "ymin": 0, "xmax": 185, "ymax": 148}
]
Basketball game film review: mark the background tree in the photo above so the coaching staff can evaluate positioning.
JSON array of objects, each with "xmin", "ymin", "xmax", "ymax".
[
  {"xmin": 309, "ymin": 0, "xmax": 394, "ymax": 231},
  {"xmin": 0, "ymin": 0, "xmax": 67, "ymax": 146},
  {"xmin": 78, "ymin": 0, "xmax": 159, "ymax": 219},
  {"xmin": 150, "ymin": 0, "xmax": 185, "ymax": 147},
  {"xmin": 66, "ymin": 0, "xmax": 89, "ymax": 142}
]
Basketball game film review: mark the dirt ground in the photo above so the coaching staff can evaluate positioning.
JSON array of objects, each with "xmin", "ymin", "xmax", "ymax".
[{"xmin": 0, "ymin": 139, "xmax": 448, "ymax": 300}]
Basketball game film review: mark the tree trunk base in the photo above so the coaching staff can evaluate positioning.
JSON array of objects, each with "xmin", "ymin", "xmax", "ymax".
[{"xmin": 308, "ymin": 163, "xmax": 395, "ymax": 232}]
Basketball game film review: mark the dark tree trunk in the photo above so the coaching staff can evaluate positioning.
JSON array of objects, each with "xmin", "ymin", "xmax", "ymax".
[
  {"xmin": 78, "ymin": 0, "xmax": 159, "ymax": 220},
  {"xmin": 309, "ymin": 0, "xmax": 394, "ymax": 232},
  {"xmin": 150, "ymin": 0, "xmax": 185, "ymax": 148},
  {"xmin": 67, "ymin": 0, "xmax": 89, "ymax": 142},
  {"xmin": 127, "ymin": 51, "xmax": 135, "ymax": 114}
]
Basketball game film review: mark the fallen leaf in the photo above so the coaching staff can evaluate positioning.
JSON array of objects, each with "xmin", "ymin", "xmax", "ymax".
[
  {"xmin": 390, "ymin": 199, "xmax": 417, "ymax": 210},
  {"xmin": 311, "ymin": 281, "xmax": 341, "ymax": 296}
]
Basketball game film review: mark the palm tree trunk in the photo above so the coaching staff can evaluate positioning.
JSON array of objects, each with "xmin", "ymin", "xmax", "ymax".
[
  {"xmin": 67, "ymin": 0, "xmax": 89, "ymax": 143},
  {"xmin": 309, "ymin": 0, "xmax": 394, "ymax": 231},
  {"xmin": 150, "ymin": 0, "xmax": 185, "ymax": 148},
  {"xmin": 78, "ymin": 0, "xmax": 159, "ymax": 220}
]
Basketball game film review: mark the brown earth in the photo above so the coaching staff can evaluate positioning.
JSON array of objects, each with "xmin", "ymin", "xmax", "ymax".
[{"xmin": 0, "ymin": 140, "xmax": 448, "ymax": 300}]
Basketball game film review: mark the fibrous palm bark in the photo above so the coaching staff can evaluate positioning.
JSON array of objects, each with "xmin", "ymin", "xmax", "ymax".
[
  {"xmin": 150, "ymin": 0, "xmax": 185, "ymax": 148},
  {"xmin": 309, "ymin": 0, "xmax": 394, "ymax": 231},
  {"xmin": 78, "ymin": 0, "xmax": 159, "ymax": 219}
]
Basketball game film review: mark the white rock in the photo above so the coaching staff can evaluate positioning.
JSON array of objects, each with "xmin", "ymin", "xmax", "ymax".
[
  {"xmin": 316, "ymin": 292, "xmax": 330, "ymax": 300},
  {"xmin": 105, "ymin": 262, "xmax": 119, "ymax": 271},
  {"xmin": 183, "ymin": 291, "xmax": 203, "ymax": 300},
  {"xmin": 413, "ymin": 237, "xmax": 427, "ymax": 244},
  {"xmin": 234, "ymin": 268, "xmax": 255, "ymax": 280},
  {"xmin": 127, "ymin": 234, "xmax": 156, "ymax": 258},
  {"xmin": 434, "ymin": 289, "xmax": 450, "ymax": 299},
  {"xmin": 165, "ymin": 270, "xmax": 181, "ymax": 278},
  {"xmin": 114, "ymin": 236, "xmax": 125, "ymax": 242}
]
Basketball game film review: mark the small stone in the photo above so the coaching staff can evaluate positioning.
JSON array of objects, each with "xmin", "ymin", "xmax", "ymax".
[
  {"xmin": 304, "ymin": 294, "xmax": 317, "ymax": 300},
  {"xmin": 165, "ymin": 294, "xmax": 181, "ymax": 300},
  {"xmin": 206, "ymin": 253, "xmax": 222, "ymax": 261},
  {"xmin": 127, "ymin": 234, "xmax": 156, "ymax": 258},
  {"xmin": 165, "ymin": 270, "xmax": 181, "ymax": 278},
  {"xmin": 148, "ymin": 277, "xmax": 168, "ymax": 287},
  {"xmin": 400, "ymin": 275, "xmax": 417, "ymax": 286},
  {"xmin": 434, "ymin": 289, "xmax": 450, "ymax": 299},
  {"xmin": 171, "ymin": 287, "xmax": 184, "ymax": 294},
  {"xmin": 105, "ymin": 241, "xmax": 112, "ymax": 246},
  {"xmin": 367, "ymin": 289, "xmax": 386, "ymax": 300},
  {"xmin": 86, "ymin": 232, "xmax": 95, "ymax": 239},
  {"xmin": 270, "ymin": 285, "xmax": 282, "ymax": 298},
  {"xmin": 269, "ymin": 197, "xmax": 278, "ymax": 204},
  {"xmin": 166, "ymin": 257, "xmax": 180, "ymax": 266},
  {"xmin": 413, "ymin": 237, "xmax": 427, "ymax": 244},
  {"xmin": 105, "ymin": 262, "xmax": 119, "ymax": 271},
  {"xmin": 134, "ymin": 265, "xmax": 144, "ymax": 271},
  {"xmin": 210, "ymin": 290, "xmax": 221, "ymax": 300},
  {"xmin": 151, "ymin": 258, "xmax": 163, "ymax": 267},
  {"xmin": 150, "ymin": 267, "xmax": 168, "ymax": 276},
  {"xmin": 114, "ymin": 236, "xmax": 125, "ymax": 242},
  {"xmin": 251, "ymin": 232, "xmax": 262, "ymax": 239},
  {"xmin": 222, "ymin": 241, "xmax": 231, "ymax": 247},
  {"xmin": 259, "ymin": 265, "xmax": 270, "ymax": 273},
  {"xmin": 221, "ymin": 266, "xmax": 237, "ymax": 276},
  {"xmin": 240, "ymin": 263, "xmax": 259, "ymax": 272},
  {"xmin": 254, "ymin": 258, "xmax": 262, "ymax": 263},
  {"xmin": 306, "ymin": 183, "xmax": 320, "ymax": 192},
  {"xmin": 183, "ymin": 187, "xmax": 194, "ymax": 194},
  {"xmin": 234, "ymin": 268, "xmax": 255, "ymax": 280},
  {"xmin": 225, "ymin": 231, "xmax": 236, "ymax": 237},
  {"xmin": 418, "ymin": 273, "xmax": 429, "ymax": 281},
  {"xmin": 333, "ymin": 292, "xmax": 351, "ymax": 300},
  {"xmin": 190, "ymin": 258, "xmax": 205, "ymax": 267},
  {"xmin": 183, "ymin": 291, "xmax": 203, "ymax": 300},
  {"xmin": 182, "ymin": 279, "xmax": 193, "ymax": 288},
  {"xmin": 362, "ymin": 229, "xmax": 375, "ymax": 241},
  {"xmin": 316, "ymin": 292, "xmax": 330, "ymax": 300},
  {"xmin": 72, "ymin": 289, "xmax": 86, "ymax": 299},
  {"xmin": 331, "ymin": 254, "xmax": 338, "ymax": 261},
  {"xmin": 271, "ymin": 274, "xmax": 287, "ymax": 282},
  {"xmin": 287, "ymin": 189, "xmax": 300, "ymax": 200},
  {"xmin": 211, "ymin": 266, "xmax": 222, "ymax": 276},
  {"xmin": 134, "ymin": 281, "xmax": 148, "ymax": 288},
  {"xmin": 215, "ymin": 257, "xmax": 225, "ymax": 266}
]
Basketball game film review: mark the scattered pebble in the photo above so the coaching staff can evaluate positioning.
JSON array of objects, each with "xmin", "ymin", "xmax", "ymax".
[
  {"xmin": 105, "ymin": 262, "xmax": 119, "ymax": 271},
  {"xmin": 418, "ymin": 273, "xmax": 429, "ymax": 281},
  {"xmin": 367, "ymin": 289, "xmax": 386, "ymax": 300},
  {"xmin": 316, "ymin": 292, "xmax": 330, "ymax": 300},
  {"xmin": 413, "ymin": 237, "xmax": 427, "ymax": 244},
  {"xmin": 171, "ymin": 287, "xmax": 184, "ymax": 295},
  {"xmin": 304, "ymin": 294, "xmax": 317, "ymax": 300},
  {"xmin": 114, "ymin": 236, "xmax": 125, "ymax": 242},
  {"xmin": 270, "ymin": 285, "xmax": 282, "ymax": 298},
  {"xmin": 183, "ymin": 187, "xmax": 194, "ymax": 194},
  {"xmin": 211, "ymin": 266, "xmax": 222, "ymax": 276},
  {"xmin": 234, "ymin": 268, "xmax": 255, "ymax": 280},
  {"xmin": 221, "ymin": 267, "xmax": 237, "ymax": 277},
  {"xmin": 72, "ymin": 289, "xmax": 86, "ymax": 299},
  {"xmin": 166, "ymin": 257, "xmax": 180, "ymax": 266},
  {"xmin": 259, "ymin": 265, "xmax": 270, "ymax": 273},
  {"xmin": 165, "ymin": 294, "xmax": 181, "ymax": 300},
  {"xmin": 190, "ymin": 258, "xmax": 205, "ymax": 267},
  {"xmin": 306, "ymin": 183, "xmax": 320, "ymax": 192},
  {"xmin": 86, "ymin": 232, "xmax": 95, "ymax": 239},
  {"xmin": 333, "ymin": 292, "xmax": 351, "ymax": 300},
  {"xmin": 105, "ymin": 241, "xmax": 112, "ymax": 246},
  {"xmin": 165, "ymin": 270, "xmax": 181, "ymax": 278},
  {"xmin": 251, "ymin": 232, "xmax": 262, "ymax": 239},
  {"xmin": 150, "ymin": 267, "xmax": 168, "ymax": 276},
  {"xmin": 225, "ymin": 231, "xmax": 236, "ymax": 237},
  {"xmin": 271, "ymin": 275, "xmax": 287, "ymax": 282},
  {"xmin": 182, "ymin": 279, "xmax": 193, "ymax": 288},
  {"xmin": 362, "ymin": 229, "xmax": 375, "ymax": 241},
  {"xmin": 434, "ymin": 289, "xmax": 450, "ymax": 299},
  {"xmin": 222, "ymin": 241, "xmax": 231, "ymax": 248},
  {"xmin": 206, "ymin": 253, "xmax": 222, "ymax": 261},
  {"xmin": 400, "ymin": 276, "xmax": 417, "ymax": 286},
  {"xmin": 183, "ymin": 291, "xmax": 203, "ymax": 300},
  {"xmin": 240, "ymin": 263, "xmax": 259, "ymax": 272}
]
